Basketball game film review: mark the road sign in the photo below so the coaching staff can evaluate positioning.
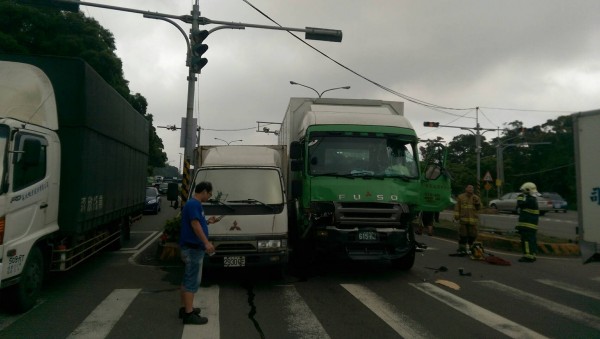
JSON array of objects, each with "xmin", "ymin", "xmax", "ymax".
[
  {"xmin": 483, "ymin": 171, "xmax": 493, "ymax": 182},
  {"xmin": 484, "ymin": 182, "xmax": 492, "ymax": 191}
]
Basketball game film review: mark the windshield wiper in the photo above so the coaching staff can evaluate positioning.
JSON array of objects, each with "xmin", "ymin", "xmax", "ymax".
[
  {"xmin": 312, "ymin": 172, "xmax": 356, "ymax": 179},
  {"xmin": 227, "ymin": 198, "xmax": 276, "ymax": 211},
  {"xmin": 207, "ymin": 199, "xmax": 235, "ymax": 211}
]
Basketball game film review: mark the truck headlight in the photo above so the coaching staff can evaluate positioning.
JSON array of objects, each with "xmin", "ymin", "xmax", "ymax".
[{"xmin": 258, "ymin": 240, "xmax": 282, "ymax": 251}]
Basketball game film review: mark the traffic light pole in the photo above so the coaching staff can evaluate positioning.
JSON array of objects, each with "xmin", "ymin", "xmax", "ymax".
[{"xmin": 43, "ymin": 0, "xmax": 343, "ymax": 204}]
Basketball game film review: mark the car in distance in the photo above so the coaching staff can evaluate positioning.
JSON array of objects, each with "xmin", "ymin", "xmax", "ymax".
[
  {"xmin": 144, "ymin": 186, "xmax": 161, "ymax": 214},
  {"xmin": 541, "ymin": 192, "xmax": 568, "ymax": 213},
  {"xmin": 488, "ymin": 192, "xmax": 552, "ymax": 216},
  {"xmin": 158, "ymin": 182, "xmax": 169, "ymax": 194}
]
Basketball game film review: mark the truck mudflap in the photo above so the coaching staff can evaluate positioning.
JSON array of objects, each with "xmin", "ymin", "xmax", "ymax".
[{"xmin": 315, "ymin": 227, "xmax": 414, "ymax": 261}]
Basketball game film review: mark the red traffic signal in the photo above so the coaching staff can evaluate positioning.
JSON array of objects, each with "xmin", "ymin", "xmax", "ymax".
[{"xmin": 423, "ymin": 122, "xmax": 440, "ymax": 127}]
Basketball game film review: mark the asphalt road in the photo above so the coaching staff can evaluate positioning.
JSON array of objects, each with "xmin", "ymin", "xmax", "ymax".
[{"xmin": 1, "ymin": 201, "xmax": 598, "ymax": 338}]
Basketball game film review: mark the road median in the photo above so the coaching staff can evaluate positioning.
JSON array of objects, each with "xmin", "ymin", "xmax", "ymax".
[{"xmin": 430, "ymin": 219, "xmax": 580, "ymax": 257}]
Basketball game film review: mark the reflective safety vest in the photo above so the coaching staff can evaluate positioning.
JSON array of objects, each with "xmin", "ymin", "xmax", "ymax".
[
  {"xmin": 517, "ymin": 193, "xmax": 539, "ymax": 229},
  {"xmin": 454, "ymin": 193, "xmax": 481, "ymax": 225}
]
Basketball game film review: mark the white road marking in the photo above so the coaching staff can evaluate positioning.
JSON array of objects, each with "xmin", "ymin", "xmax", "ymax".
[
  {"xmin": 282, "ymin": 285, "xmax": 330, "ymax": 339},
  {"xmin": 536, "ymin": 279, "xmax": 600, "ymax": 301},
  {"xmin": 182, "ymin": 285, "xmax": 220, "ymax": 339},
  {"xmin": 410, "ymin": 282, "xmax": 546, "ymax": 339},
  {"xmin": 121, "ymin": 231, "xmax": 159, "ymax": 251},
  {"xmin": 67, "ymin": 289, "xmax": 141, "ymax": 339},
  {"xmin": 478, "ymin": 280, "xmax": 600, "ymax": 331},
  {"xmin": 342, "ymin": 283, "xmax": 431, "ymax": 339}
]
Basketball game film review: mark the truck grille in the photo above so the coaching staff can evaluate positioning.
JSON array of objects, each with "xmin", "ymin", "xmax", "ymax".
[{"xmin": 334, "ymin": 202, "xmax": 409, "ymax": 229}]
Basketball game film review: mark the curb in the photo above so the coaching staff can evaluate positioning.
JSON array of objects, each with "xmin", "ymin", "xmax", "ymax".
[{"xmin": 431, "ymin": 226, "xmax": 581, "ymax": 257}]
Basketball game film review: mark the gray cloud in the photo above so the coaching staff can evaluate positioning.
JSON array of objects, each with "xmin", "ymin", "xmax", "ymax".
[{"xmin": 83, "ymin": 0, "xmax": 600, "ymax": 164}]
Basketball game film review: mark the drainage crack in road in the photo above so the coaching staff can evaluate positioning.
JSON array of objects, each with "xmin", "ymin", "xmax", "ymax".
[{"xmin": 244, "ymin": 282, "xmax": 265, "ymax": 339}]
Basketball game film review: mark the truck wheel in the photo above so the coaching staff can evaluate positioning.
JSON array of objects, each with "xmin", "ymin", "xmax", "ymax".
[
  {"xmin": 14, "ymin": 246, "xmax": 44, "ymax": 312},
  {"xmin": 391, "ymin": 247, "xmax": 416, "ymax": 270}
]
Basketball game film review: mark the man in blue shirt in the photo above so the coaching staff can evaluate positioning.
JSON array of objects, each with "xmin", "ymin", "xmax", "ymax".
[{"xmin": 179, "ymin": 182, "xmax": 219, "ymax": 325}]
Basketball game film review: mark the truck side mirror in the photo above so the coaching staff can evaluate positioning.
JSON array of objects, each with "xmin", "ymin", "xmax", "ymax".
[
  {"xmin": 291, "ymin": 179, "xmax": 303, "ymax": 199},
  {"xmin": 424, "ymin": 165, "xmax": 441, "ymax": 180},
  {"xmin": 23, "ymin": 139, "xmax": 42, "ymax": 166},
  {"xmin": 290, "ymin": 141, "xmax": 302, "ymax": 160},
  {"xmin": 291, "ymin": 159, "xmax": 303, "ymax": 172}
]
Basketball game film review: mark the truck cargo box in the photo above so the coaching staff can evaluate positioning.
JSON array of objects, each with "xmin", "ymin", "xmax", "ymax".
[{"xmin": 0, "ymin": 54, "xmax": 149, "ymax": 236}]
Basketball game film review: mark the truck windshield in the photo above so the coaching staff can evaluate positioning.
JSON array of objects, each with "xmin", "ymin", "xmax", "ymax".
[
  {"xmin": 194, "ymin": 168, "xmax": 284, "ymax": 205},
  {"xmin": 308, "ymin": 134, "xmax": 418, "ymax": 178},
  {"xmin": 0, "ymin": 125, "xmax": 8, "ymax": 192}
]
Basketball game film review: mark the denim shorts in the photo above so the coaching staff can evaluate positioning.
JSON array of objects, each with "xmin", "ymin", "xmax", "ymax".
[{"xmin": 181, "ymin": 246, "xmax": 205, "ymax": 293}]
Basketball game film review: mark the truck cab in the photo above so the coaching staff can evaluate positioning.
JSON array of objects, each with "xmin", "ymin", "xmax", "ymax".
[{"xmin": 192, "ymin": 145, "xmax": 288, "ymax": 272}]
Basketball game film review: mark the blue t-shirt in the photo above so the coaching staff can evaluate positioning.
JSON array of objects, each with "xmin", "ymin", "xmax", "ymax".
[{"xmin": 179, "ymin": 198, "xmax": 209, "ymax": 249}]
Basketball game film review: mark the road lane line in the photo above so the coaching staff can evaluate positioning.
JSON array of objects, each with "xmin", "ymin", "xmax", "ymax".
[
  {"xmin": 536, "ymin": 279, "xmax": 600, "ymax": 301},
  {"xmin": 477, "ymin": 280, "xmax": 600, "ymax": 331},
  {"xmin": 410, "ymin": 282, "xmax": 546, "ymax": 339},
  {"xmin": 282, "ymin": 285, "xmax": 330, "ymax": 339},
  {"xmin": 342, "ymin": 284, "xmax": 431, "ymax": 339},
  {"xmin": 182, "ymin": 284, "xmax": 220, "ymax": 339},
  {"xmin": 67, "ymin": 289, "xmax": 141, "ymax": 339}
]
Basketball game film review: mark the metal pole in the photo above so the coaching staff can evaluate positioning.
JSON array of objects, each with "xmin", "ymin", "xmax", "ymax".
[
  {"xmin": 181, "ymin": 0, "xmax": 200, "ymax": 204},
  {"xmin": 475, "ymin": 107, "xmax": 481, "ymax": 197}
]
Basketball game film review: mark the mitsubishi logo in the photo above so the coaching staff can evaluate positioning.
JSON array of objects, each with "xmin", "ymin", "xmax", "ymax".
[{"xmin": 229, "ymin": 220, "xmax": 241, "ymax": 231}]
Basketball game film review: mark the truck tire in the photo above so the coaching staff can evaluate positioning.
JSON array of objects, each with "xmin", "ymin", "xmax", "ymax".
[
  {"xmin": 14, "ymin": 246, "xmax": 44, "ymax": 312},
  {"xmin": 391, "ymin": 246, "xmax": 416, "ymax": 270}
]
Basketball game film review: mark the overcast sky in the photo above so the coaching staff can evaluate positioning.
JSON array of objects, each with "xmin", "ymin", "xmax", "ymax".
[{"xmin": 83, "ymin": 0, "xmax": 600, "ymax": 168}]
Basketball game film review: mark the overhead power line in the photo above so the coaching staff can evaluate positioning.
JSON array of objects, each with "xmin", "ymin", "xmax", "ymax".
[{"xmin": 242, "ymin": 1, "xmax": 578, "ymax": 118}]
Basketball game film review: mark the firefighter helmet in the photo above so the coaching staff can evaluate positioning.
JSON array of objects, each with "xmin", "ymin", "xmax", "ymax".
[{"xmin": 520, "ymin": 182, "xmax": 538, "ymax": 194}]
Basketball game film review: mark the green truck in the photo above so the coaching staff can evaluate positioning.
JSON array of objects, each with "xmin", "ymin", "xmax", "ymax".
[
  {"xmin": 278, "ymin": 98, "xmax": 451, "ymax": 269},
  {"xmin": 0, "ymin": 54, "xmax": 149, "ymax": 311}
]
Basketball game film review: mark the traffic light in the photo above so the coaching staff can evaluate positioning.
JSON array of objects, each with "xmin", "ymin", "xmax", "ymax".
[
  {"xmin": 423, "ymin": 122, "xmax": 440, "ymax": 127},
  {"xmin": 18, "ymin": 0, "xmax": 80, "ymax": 12},
  {"xmin": 190, "ymin": 30, "xmax": 209, "ymax": 74}
]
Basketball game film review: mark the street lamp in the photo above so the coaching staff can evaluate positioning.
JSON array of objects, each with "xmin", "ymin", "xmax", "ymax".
[
  {"xmin": 214, "ymin": 138, "xmax": 243, "ymax": 145},
  {"xmin": 495, "ymin": 141, "xmax": 551, "ymax": 198},
  {"xmin": 290, "ymin": 81, "xmax": 350, "ymax": 98}
]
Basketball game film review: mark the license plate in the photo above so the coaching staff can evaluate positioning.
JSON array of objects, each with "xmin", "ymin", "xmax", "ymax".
[
  {"xmin": 223, "ymin": 256, "xmax": 246, "ymax": 267},
  {"xmin": 358, "ymin": 231, "xmax": 378, "ymax": 241}
]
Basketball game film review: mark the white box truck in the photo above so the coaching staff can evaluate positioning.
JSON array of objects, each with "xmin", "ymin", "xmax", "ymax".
[
  {"xmin": 191, "ymin": 145, "xmax": 288, "ymax": 272},
  {"xmin": 0, "ymin": 54, "xmax": 148, "ymax": 311},
  {"xmin": 572, "ymin": 109, "xmax": 600, "ymax": 264}
]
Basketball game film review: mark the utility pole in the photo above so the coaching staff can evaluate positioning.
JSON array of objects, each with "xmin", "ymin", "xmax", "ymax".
[{"xmin": 424, "ymin": 108, "xmax": 499, "ymax": 196}]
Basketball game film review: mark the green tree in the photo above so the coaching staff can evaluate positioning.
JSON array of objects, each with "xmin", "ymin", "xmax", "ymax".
[
  {"xmin": 0, "ymin": 0, "xmax": 167, "ymax": 171},
  {"xmin": 445, "ymin": 116, "xmax": 576, "ymax": 208}
]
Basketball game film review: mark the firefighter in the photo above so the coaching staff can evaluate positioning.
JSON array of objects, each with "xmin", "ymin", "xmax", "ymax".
[
  {"xmin": 516, "ymin": 182, "xmax": 540, "ymax": 262},
  {"xmin": 454, "ymin": 184, "xmax": 481, "ymax": 255}
]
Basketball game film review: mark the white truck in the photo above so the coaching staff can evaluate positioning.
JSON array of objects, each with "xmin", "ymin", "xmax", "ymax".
[
  {"xmin": 572, "ymin": 109, "xmax": 600, "ymax": 264},
  {"xmin": 191, "ymin": 145, "xmax": 288, "ymax": 272},
  {"xmin": 0, "ymin": 54, "xmax": 148, "ymax": 311}
]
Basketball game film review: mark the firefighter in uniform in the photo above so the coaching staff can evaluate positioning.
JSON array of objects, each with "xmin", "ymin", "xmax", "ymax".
[
  {"xmin": 516, "ymin": 182, "xmax": 540, "ymax": 262},
  {"xmin": 454, "ymin": 184, "xmax": 481, "ymax": 255}
]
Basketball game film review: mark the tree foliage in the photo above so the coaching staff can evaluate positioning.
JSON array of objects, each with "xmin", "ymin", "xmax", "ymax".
[
  {"xmin": 0, "ymin": 0, "xmax": 167, "ymax": 171},
  {"xmin": 443, "ymin": 116, "xmax": 576, "ymax": 208}
]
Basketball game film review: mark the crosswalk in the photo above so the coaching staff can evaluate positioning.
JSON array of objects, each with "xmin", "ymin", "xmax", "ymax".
[{"xmin": 2, "ymin": 276, "xmax": 599, "ymax": 338}]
